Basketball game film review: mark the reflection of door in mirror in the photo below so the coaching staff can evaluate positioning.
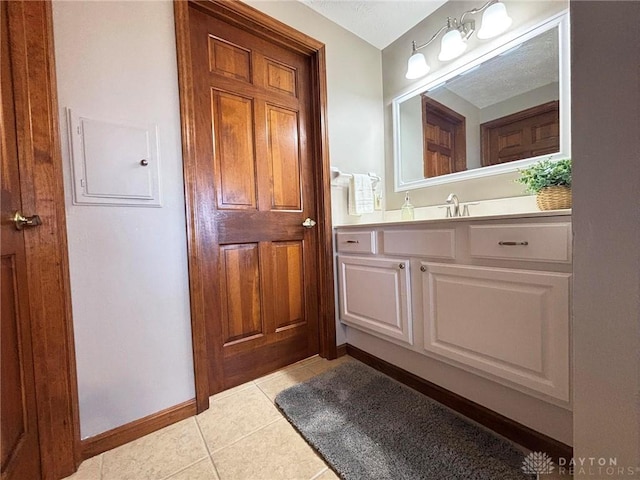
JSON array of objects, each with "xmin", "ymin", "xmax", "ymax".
[
  {"xmin": 422, "ymin": 95, "xmax": 466, "ymax": 177},
  {"xmin": 481, "ymin": 100, "xmax": 559, "ymax": 166},
  {"xmin": 394, "ymin": 18, "xmax": 570, "ymax": 191}
]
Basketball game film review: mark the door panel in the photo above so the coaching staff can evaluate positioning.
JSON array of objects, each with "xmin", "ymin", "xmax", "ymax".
[
  {"xmin": 272, "ymin": 241, "xmax": 304, "ymax": 330},
  {"xmin": 265, "ymin": 59, "xmax": 297, "ymax": 96},
  {"xmin": 220, "ymin": 244, "xmax": 263, "ymax": 345},
  {"xmin": 1, "ymin": 2, "xmax": 42, "ymax": 478},
  {"xmin": 212, "ymin": 90, "xmax": 257, "ymax": 209},
  {"xmin": 208, "ymin": 36, "xmax": 252, "ymax": 81},
  {"xmin": 1, "ymin": 258, "xmax": 28, "ymax": 472},
  {"xmin": 266, "ymin": 105, "xmax": 301, "ymax": 210},
  {"xmin": 188, "ymin": 4, "xmax": 319, "ymax": 391}
]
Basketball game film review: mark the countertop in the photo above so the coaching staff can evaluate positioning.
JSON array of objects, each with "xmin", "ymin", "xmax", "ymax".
[{"xmin": 333, "ymin": 209, "xmax": 571, "ymax": 229}]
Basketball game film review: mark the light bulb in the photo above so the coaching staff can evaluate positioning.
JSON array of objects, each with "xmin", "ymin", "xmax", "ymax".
[
  {"xmin": 477, "ymin": 2, "xmax": 512, "ymax": 39},
  {"xmin": 405, "ymin": 52, "xmax": 430, "ymax": 79},
  {"xmin": 438, "ymin": 29, "xmax": 467, "ymax": 62}
]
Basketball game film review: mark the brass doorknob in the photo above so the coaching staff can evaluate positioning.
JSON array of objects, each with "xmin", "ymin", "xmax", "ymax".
[
  {"xmin": 302, "ymin": 217, "xmax": 317, "ymax": 228},
  {"xmin": 13, "ymin": 211, "xmax": 42, "ymax": 231}
]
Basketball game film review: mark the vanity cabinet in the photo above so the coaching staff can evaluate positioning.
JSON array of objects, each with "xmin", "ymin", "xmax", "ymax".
[
  {"xmin": 337, "ymin": 256, "xmax": 413, "ymax": 346},
  {"xmin": 421, "ymin": 262, "xmax": 570, "ymax": 402},
  {"xmin": 335, "ymin": 213, "xmax": 572, "ymax": 406}
]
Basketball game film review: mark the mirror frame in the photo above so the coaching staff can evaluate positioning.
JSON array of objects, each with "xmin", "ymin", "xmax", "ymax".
[{"xmin": 393, "ymin": 11, "xmax": 570, "ymax": 191}]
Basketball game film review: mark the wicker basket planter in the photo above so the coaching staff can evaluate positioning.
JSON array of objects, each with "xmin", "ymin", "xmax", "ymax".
[{"xmin": 536, "ymin": 185, "xmax": 572, "ymax": 210}]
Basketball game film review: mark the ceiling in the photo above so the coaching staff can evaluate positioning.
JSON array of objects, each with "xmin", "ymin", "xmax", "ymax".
[
  {"xmin": 441, "ymin": 28, "xmax": 559, "ymax": 108},
  {"xmin": 299, "ymin": 0, "xmax": 448, "ymax": 50}
]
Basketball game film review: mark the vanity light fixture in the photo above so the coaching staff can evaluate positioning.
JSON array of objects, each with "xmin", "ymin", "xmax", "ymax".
[
  {"xmin": 438, "ymin": 17, "xmax": 468, "ymax": 62},
  {"xmin": 405, "ymin": 0, "xmax": 512, "ymax": 79}
]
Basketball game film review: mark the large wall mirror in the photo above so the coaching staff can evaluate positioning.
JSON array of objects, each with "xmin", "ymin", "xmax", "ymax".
[{"xmin": 393, "ymin": 13, "xmax": 570, "ymax": 191}]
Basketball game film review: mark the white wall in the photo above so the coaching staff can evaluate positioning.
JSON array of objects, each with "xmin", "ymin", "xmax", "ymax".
[
  {"xmin": 53, "ymin": 1, "xmax": 194, "ymax": 439},
  {"xmin": 572, "ymin": 1, "xmax": 640, "ymax": 475},
  {"xmin": 382, "ymin": 0, "xmax": 568, "ymax": 209},
  {"xmin": 244, "ymin": 0, "xmax": 385, "ymax": 228},
  {"xmin": 399, "ymin": 95, "xmax": 424, "ymax": 181},
  {"xmin": 480, "ymin": 82, "xmax": 558, "ymax": 123}
]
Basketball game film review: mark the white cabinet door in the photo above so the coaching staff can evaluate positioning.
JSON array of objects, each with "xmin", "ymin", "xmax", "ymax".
[
  {"xmin": 421, "ymin": 262, "xmax": 570, "ymax": 402},
  {"xmin": 337, "ymin": 255, "xmax": 412, "ymax": 345}
]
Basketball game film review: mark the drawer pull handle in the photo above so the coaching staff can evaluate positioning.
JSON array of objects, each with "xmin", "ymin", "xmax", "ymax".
[
  {"xmin": 345, "ymin": 240, "xmax": 359, "ymax": 244},
  {"xmin": 420, "ymin": 265, "xmax": 427, "ymax": 272},
  {"xmin": 498, "ymin": 241, "xmax": 529, "ymax": 246},
  {"xmin": 398, "ymin": 263, "xmax": 405, "ymax": 269}
]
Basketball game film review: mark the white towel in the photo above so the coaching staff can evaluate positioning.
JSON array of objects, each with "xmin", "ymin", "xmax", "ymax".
[{"xmin": 348, "ymin": 174, "xmax": 374, "ymax": 216}]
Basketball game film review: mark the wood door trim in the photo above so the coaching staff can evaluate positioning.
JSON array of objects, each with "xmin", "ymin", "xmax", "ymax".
[
  {"xmin": 5, "ymin": 1, "xmax": 81, "ymax": 477},
  {"xmin": 174, "ymin": 0, "xmax": 336, "ymax": 414},
  {"xmin": 481, "ymin": 100, "xmax": 559, "ymax": 131},
  {"xmin": 81, "ymin": 400, "xmax": 197, "ymax": 460},
  {"xmin": 189, "ymin": 0, "xmax": 323, "ymax": 54}
]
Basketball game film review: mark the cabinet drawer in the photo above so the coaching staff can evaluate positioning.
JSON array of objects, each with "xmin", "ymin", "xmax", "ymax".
[
  {"xmin": 336, "ymin": 231, "xmax": 377, "ymax": 254},
  {"xmin": 469, "ymin": 223, "xmax": 571, "ymax": 263},
  {"xmin": 383, "ymin": 229, "xmax": 455, "ymax": 259}
]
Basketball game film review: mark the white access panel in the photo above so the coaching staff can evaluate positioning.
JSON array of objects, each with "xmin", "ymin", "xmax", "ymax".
[{"xmin": 68, "ymin": 109, "xmax": 161, "ymax": 206}]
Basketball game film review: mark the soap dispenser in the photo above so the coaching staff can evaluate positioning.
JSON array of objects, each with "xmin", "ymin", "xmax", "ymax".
[{"xmin": 401, "ymin": 192, "xmax": 414, "ymax": 221}]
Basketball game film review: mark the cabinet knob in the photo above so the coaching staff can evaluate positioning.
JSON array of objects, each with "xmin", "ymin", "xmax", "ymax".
[
  {"xmin": 398, "ymin": 263, "xmax": 405, "ymax": 269},
  {"xmin": 498, "ymin": 241, "xmax": 529, "ymax": 246},
  {"xmin": 420, "ymin": 265, "xmax": 427, "ymax": 272}
]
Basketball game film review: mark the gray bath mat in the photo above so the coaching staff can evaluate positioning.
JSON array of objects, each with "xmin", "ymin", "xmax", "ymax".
[{"xmin": 275, "ymin": 360, "xmax": 529, "ymax": 480}]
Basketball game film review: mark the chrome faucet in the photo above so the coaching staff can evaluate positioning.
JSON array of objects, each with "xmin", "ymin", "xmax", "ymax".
[{"xmin": 446, "ymin": 193, "xmax": 460, "ymax": 217}]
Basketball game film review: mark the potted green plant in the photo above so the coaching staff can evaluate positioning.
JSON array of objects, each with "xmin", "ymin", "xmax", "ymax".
[{"xmin": 516, "ymin": 158, "xmax": 572, "ymax": 210}]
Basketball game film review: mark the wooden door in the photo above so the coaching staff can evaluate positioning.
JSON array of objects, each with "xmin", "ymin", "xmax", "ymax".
[
  {"xmin": 1, "ymin": 2, "xmax": 42, "ymax": 478},
  {"xmin": 422, "ymin": 95, "xmax": 466, "ymax": 178},
  {"xmin": 187, "ymin": 5, "xmax": 320, "ymax": 391},
  {"xmin": 481, "ymin": 101, "xmax": 560, "ymax": 166}
]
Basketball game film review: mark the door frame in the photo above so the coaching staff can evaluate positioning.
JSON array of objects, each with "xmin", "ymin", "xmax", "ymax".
[
  {"xmin": 174, "ymin": 0, "xmax": 337, "ymax": 413},
  {"xmin": 3, "ymin": 1, "xmax": 81, "ymax": 478}
]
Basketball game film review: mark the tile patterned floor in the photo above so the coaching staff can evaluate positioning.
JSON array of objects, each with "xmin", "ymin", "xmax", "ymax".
[
  {"xmin": 64, "ymin": 354, "xmax": 571, "ymax": 480},
  {"xmin": 64, "ymin": 355, "xmax": 349, "ymax": 480}
]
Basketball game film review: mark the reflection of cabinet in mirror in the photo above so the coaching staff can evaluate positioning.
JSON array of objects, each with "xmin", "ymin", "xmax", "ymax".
[
  {"xmin": 421, "ymin": 95, "xmax": 466, "ymax": 177},
  {"xmin": 481, "ymin": 100, "xmax": 560, "ymax": 166}
]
